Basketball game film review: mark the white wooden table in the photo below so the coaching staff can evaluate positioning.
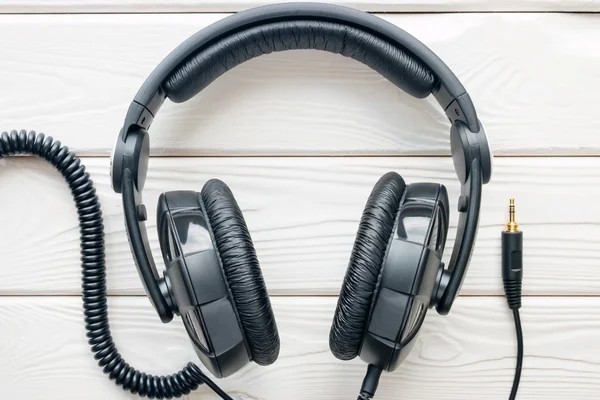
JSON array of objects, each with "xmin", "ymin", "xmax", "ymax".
[{"xmin": 0, "ymin": 1, "xmax": 599, "ymax": 399}]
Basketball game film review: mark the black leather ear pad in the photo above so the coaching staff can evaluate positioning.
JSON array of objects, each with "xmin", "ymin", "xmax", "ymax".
[
  {"xmin": 200, "ymin": 179, "xmax": 280, "ymax": 366},
  {"xmin": 163, "ymin": 20, "xmax": 437, "ymax": 103},
  {"xmin": 329, "ymin": 172, "xmax": 406, "ymax": 361}
]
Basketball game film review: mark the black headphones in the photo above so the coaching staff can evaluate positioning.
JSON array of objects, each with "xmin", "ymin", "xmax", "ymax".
[{"xmin": 110, "ymin": 1, "xmax": 492, "ymax": 394}]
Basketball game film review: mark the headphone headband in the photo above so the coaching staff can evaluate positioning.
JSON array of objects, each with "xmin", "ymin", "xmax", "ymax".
[{"xmin": 120, "ymin": 2, "xmax": 479, "ymax": 137}]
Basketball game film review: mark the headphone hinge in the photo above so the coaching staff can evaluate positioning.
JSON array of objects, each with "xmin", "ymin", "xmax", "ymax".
[
  {"xmin": 431, "ymin": 264, "xmax": 450, "ymax": 309},
  {"xmin": 159, "ymin": 275, "xmax": 178, "ymax": 316}
]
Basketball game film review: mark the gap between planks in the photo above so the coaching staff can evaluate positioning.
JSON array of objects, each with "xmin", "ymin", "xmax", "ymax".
[
  {"xmin": 1, "ymin": 11, "xmax": 599, "ymax": 15},
  {"xmin": 5, "ymin": 154, "xmax": 600, "ymax": 158},
  {"xmin": 0, "ymin": 294, "xmax": 596, "ymax": 298},
  {"xmin": 2, "ymin": 0, "xmax": 600, "ymax": 14}
]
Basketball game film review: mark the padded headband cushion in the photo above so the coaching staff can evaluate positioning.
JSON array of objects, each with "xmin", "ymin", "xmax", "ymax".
[
  {"xmin": 163, "ymin": 20, "xmax": 437, "ymax": 103},
  {"xmin": 200, "ymin": 179, "xmax": 280, "ymax": 366},
  {"xmin": 330, "ymin": 171, "xmax": 406, "ymax": 361}
]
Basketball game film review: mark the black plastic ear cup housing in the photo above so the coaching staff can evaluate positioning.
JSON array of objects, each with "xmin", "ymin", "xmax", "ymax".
[
  {"xmin": 157, "ymin": 190, "xmax": 248, "ymax": 378},
  {"xmin": 330, "ymin": 172, "xmax": 406, "ymax": 361},
  {"xmin": 156, "ymin": 182, "xmax": 279, "ymax": 379},
  {"xmin": 359, "ymin": 183, "xmax": 449, "ymax": 371},
  {"xmin": 330, "ymin": 173, "xmax": 450, "ymax": 372}
]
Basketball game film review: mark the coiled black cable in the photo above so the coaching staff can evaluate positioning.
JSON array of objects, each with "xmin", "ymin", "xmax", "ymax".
[{"xmin": 0, "ymin": 130, "xmax": 232, "ymax": 400}]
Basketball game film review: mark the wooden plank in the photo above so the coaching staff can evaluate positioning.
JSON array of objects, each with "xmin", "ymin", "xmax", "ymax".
[
  {"xmin": 2, "ymin": 13, "xmax": 600, "ymax": 156},
  {"xmin": 1, "ymin": 296, "xmax": 599, "ymax": 399},
  {"xmin": 1, "ymin": 0, "xmax": 599, "ymax": 13},
  {"xmin": 0, "ymin": 156, "xmax": 598, "ymax": 296}
]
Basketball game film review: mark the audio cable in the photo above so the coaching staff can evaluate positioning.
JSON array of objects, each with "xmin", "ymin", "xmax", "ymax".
[
  {"xmin": 0, "ymin": 130, "xmax": 231, "ymax": 400},
  {"xmin": 502, "ymin": 199, "xmax": 524, "ymax": 400}
]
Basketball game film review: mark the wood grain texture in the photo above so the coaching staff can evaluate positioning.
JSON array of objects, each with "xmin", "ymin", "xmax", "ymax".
[
  {"xmin": 1, "ymin": 0, "xmax": 598, "ymax": 13},
  {"xmin": 0, "ymin": 156, "xmax": 598, "ymax": 296},
  {"xmin": 2, "ymin": 13, "xmax": 600, "ymax": 156},
  {"xmin": 1, "ymin": 296, "xmax": 599, "ymax": 399}
]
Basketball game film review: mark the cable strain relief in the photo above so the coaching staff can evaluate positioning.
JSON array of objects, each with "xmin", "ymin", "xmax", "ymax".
[
  {"xmin": 503, "ymin": 278, "xmax": 522, "ymax": 310},
  {"xmin": 357, "ymin": 364, "xmax": 382, "ymax": 400}
]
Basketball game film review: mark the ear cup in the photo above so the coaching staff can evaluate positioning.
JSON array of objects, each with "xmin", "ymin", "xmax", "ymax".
[
  {"xmin": 200, "ymin": 179, "xmax": 280, "ymax": 366},
  {"xmin": 329, "ymin": 172, "xmax": 406, "ymax": 360}
]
